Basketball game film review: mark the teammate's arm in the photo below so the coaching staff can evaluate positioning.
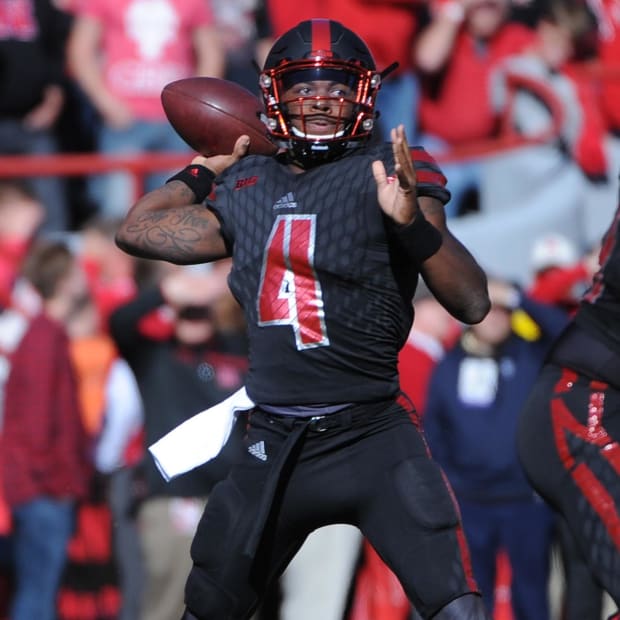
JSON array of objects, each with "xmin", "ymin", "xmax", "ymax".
[
  {"xmin": 373, "ymin": 126, "xmax": 490, "ymax": 325},
  {"xmin": 115, "ymin": 136, "xmax": 250, "ymax": 265}
]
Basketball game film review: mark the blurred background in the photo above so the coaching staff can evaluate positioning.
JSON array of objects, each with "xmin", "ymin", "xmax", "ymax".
[{"xmin": 0, "ymin": 0, "xmax": 618, "ymax": 618}]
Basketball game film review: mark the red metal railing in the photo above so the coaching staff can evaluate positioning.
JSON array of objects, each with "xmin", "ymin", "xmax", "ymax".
[
  {"xmin": 0, "ymin": 152, "xmax": 191, "ymax": 200},
  {"xmin": 1, "ymin": 66, "xmax": 614, "ymax": 196}
]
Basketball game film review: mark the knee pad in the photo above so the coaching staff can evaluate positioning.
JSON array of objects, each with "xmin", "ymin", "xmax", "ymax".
[
  {"xmin": 432, "ymin": 593, "xmax": 491, "ymax": 620},
  {"xmin": 393, "ymin": 457, "xmax": 459, "ymax": 530}
]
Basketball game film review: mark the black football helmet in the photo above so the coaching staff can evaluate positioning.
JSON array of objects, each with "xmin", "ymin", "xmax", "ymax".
[{"xmin": 259, "ymin": 19, "xmax": 383, "ymax": 168}]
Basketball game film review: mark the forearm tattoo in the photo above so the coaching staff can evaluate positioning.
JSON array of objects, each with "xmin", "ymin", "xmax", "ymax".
[{"xmin": 120, "ymin": 182, "xmax": 220, "ymax": 263}]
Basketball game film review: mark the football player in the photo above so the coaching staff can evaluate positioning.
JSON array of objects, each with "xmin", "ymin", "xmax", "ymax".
[
  {"xmin": 116, "ymin": 18, "xmax": 491, "ymax": 620},
  {"xmin": 518, "ymin": 184, "xmax": 620, "ymax": 620}
]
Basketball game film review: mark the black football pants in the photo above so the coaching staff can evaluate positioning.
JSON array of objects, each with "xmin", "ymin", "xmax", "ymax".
[
  {"xmin": 518, "ymin": 363, "xmax": 620, "ymax": 608},
  {"xmin": 184, "ymin": 399, "xmax": 480, "ymax": 619}
]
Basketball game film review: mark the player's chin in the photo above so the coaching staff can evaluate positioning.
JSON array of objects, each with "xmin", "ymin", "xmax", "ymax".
[
  {"xmin": 293, "ymin": 121, "xmax": 344, "ymax": 139},
  {"xmin": 310, "ymin": 127, "xmax": 338, "ymax": 137}
]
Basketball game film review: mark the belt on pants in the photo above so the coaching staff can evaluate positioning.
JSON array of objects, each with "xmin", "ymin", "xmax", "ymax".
[{"xmin": 264, "ymin": 409, "xmax": 353, "ymax": 433}]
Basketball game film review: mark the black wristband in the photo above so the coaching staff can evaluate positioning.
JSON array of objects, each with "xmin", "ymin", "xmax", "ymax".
[
  {"xmin": 166, "ymin": 164, "xmax": 216, "ymax": 203},
  {"xmin": 388, "ymin": 214, "xmax": 443, "ymax": 264}
]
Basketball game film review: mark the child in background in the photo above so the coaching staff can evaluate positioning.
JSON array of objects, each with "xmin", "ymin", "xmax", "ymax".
[
  {"xmin": 528, "ymin": 232, "xmax": 599, "ymax": 314},
  {"xmin": 0, "ymin": 182, "xmax": 44, "ymax": 309}
]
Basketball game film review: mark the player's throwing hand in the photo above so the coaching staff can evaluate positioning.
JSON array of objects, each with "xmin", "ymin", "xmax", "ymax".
[
  {"xmin": 372, "ymin": 125, "xmax": 419, "ymax": 226},
  {"xmin": 192, "ymin": 134, "xmax": 251, "ymax": 176}
]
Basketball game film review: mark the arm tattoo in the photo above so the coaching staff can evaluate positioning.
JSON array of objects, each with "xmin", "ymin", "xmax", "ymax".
[{"xmin": 125, "ymin": 205, "xmax": 212, "ymax": 262}]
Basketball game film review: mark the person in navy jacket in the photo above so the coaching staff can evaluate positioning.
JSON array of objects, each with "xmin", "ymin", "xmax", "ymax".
[{"xmin": 424, "ymin": 277, "xmax": 569, "ymax": 620}]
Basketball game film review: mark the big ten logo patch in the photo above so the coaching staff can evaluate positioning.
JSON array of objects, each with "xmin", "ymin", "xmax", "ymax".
[{"xmin": 234, "ymin": 176, "xmax": 258, "ymax": 190}]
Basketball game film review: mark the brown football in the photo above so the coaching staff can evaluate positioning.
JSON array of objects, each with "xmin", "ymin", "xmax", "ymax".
[{"xmin": 161, "ymin": 77, "xmax": 278, "ymax": 157}]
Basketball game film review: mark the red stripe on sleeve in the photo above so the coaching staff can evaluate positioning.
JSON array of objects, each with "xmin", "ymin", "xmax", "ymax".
[
  {"xmin": 411, "ymin": 148, "xmax": 438, "ymax": 165},
  {"xmin": 417, "ymin": 169, "xmax": 447, "ymax": 187}
]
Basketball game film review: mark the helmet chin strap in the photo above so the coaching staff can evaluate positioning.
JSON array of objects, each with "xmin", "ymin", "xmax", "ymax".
[{"xmin": 282, "ymin": 134, "xmax": 367, "ymax": 170}]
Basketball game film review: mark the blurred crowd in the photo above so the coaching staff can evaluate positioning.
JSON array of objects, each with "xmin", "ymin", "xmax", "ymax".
[{"xmin": 0, "ymin": 0, "xmax": 619, "ymax": 618}]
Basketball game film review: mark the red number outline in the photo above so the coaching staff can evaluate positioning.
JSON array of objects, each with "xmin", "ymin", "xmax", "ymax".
[{"xmin": 257, "ymin": 214, "xmax": 329, "ymax": 350}]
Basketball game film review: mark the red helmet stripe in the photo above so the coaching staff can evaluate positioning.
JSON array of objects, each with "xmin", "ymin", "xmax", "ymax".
[{"xmin": 311, "ymin": 19, "xmax": 332, "ymax": 55}]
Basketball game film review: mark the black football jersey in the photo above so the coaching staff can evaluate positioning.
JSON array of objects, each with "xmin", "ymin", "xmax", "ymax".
[
  {"xmin": 208, "ymin": 142, "xmax": 449, "ymax": 405},
  {"xmin": 577, "ymin": 201, "xmax": 620, "ymax": 356}
]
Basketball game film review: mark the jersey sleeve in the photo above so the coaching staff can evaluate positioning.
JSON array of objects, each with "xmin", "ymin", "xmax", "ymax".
[
  {"xmin": 411, "ymin": 147, "xmax": 451, "ymax": 205},
  {"xmin": 206, "ymin": 185, "xmax": 234, "ymax": 254}
]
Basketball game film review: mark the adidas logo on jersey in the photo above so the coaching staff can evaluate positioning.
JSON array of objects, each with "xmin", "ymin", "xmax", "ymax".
[
  {"xmin": 248, "ymin": 440, "xmax": 268, "ymax": 461},
  {"xmin": 273, "ymin": 192, "xmax": 297, "ymax": 210}
]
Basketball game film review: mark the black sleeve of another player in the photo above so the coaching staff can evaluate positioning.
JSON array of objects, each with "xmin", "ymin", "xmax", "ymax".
[{"xmin": 411, "ymin": 147, "xmax": 451, "ymax": 205}]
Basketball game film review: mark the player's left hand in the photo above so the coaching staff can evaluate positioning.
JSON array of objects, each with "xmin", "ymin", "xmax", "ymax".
[{"xmin": 372, "ymin": 125, "xmax": 419, "ymax": 225}]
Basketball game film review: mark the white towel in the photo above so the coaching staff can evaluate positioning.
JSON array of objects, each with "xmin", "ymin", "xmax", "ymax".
[{"xmin": 148, "ymin": 387, "xmax": 255, "ymax": 482}]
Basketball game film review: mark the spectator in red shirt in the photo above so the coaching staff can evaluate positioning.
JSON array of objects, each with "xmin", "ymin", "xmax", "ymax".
[
  {"xmin": 0, "ymin": 240, "xmax": 91, "ymax": 620},
  {"xmin": 66, "ymin": 0, "xmax": 225, "ymax": 220},
  {"xmin": 413, "ymin": 0, "xmax": 535, "ymax": 216},
  {"xmin": 585, "ymin": 0, "xmax": 620, "ymax": 134},
  {"xmin": 491, "ymin": 0, "xmax": 606, "ymax": 183},
  {"xmin": 585, "ymin": 0, "xmax": 620, "ymax": 228}
]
